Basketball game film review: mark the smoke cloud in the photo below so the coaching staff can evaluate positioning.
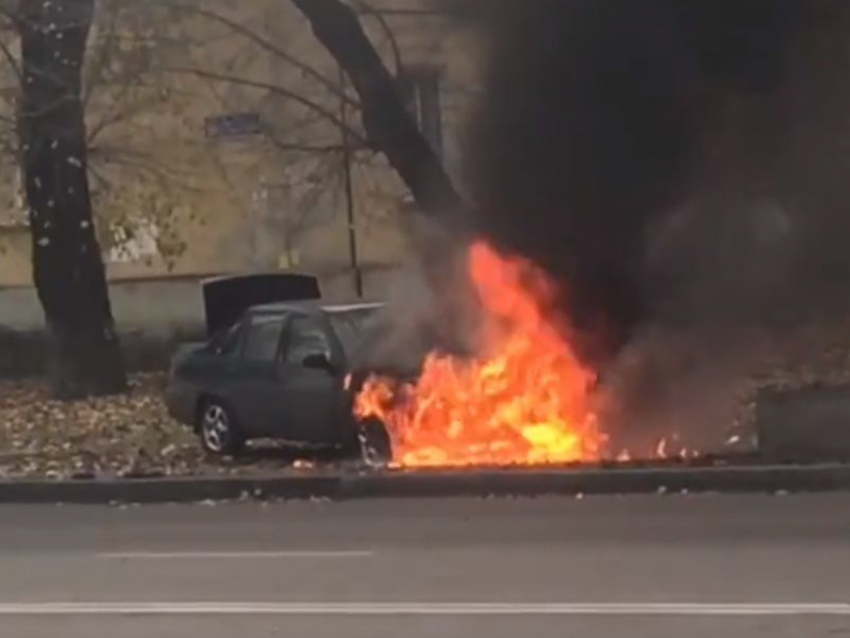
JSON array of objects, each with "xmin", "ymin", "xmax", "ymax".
[{"xmin": 465, "ymin": 0, "xmax": 850, "ymax": 450}]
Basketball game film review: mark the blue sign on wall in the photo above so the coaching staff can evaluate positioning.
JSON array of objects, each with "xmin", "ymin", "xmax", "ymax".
[{"xmin": 204, "ymin": 112, "xmax": 263, "ymax": 139}]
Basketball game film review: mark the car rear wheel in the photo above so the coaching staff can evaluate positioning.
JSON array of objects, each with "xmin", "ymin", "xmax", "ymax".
[
  {"xmin": 358, "ymin": 417, "xmax": 392, "ymax": 467},
  {"xmin": 198, "ymin": 400, "xmax": 245, "ymax": 456}
]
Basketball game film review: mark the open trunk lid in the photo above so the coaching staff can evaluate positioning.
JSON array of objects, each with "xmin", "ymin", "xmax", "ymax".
[{"xmin": 201, "ymin": 273, "xmax": 321, "ymax": 336}]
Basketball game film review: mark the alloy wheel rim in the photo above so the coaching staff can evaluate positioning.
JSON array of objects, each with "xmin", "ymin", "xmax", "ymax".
[{"xmin": 202, "ymin": 405, "xmax": 230, "ymax": 452}]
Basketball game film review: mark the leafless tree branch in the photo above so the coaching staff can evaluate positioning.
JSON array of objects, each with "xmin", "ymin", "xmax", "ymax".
[
  {"xmin": 89, "ymin": 143, "xmax": 202, "ymax": 191},
  {"xmin": 353, "ymin": 0, "xmax": 402, "ymax": 75},
  {"xmin": 83, "ymin": 3, "xmax": 121, "ymax": 106},
  {"xmin": 164, "ymin": 65, "xmax": 369, "ymax": 147},
  {"xmin": 155, "ymin": 0, "xmax": 360, "ymax": 109},
  {"xmin": 86, "ymin": 90, "xmax": 165, "ymax": 144},
  {"xmin": 0, "ymin": 33, "xmax": 20, "ymax": 80}
]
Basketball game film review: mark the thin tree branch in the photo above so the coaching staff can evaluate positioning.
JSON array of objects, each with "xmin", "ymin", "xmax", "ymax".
[
  {"xmin": 89, "ymin": 143, "xmax": 202, "ymax": 192},
  {"xmin": 0, "ymin": 34, "xmax": 20, "ymax": 80},
  {"xmin": 265, "ymin": 136, "xmax": 350, "ymax": 154},
  {"xmin": 157, "ymin": 0, "xmax": 360, "ymax": 108},
  {"xmin": 87, "ymin": 161, "xmax": 112, "ymax": 189},
  {"xmin": 83, "ymin": 1, "xmax": 121, "ymax": 106},
  {"xmin": 164, "ymin": 65, "xmax": 369, "ymax": 147},
  {"xmin": 353, "ymin": 0, "xmax": 402, "ymax": 75},
  {"xmin": 356, "ymin": 7, "xmax": 454, "ymax": 17},
  {"xmin": 87, "ymin": 90, "xmax": 165, "ymax": 144}
]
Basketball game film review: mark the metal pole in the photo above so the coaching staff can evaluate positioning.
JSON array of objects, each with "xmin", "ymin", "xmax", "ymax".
[{"xmin": 338, "ymin": 66, "xmax": 363, "ymax": 298}]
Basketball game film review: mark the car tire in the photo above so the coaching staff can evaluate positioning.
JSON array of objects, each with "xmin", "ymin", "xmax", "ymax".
[
  {"xmin": 358, "ymin": 417, "xmax": 393, "ymax": 466},
  {"xmin": 198, "ymin": 399, "xmax": 245, "ymax": 456}
]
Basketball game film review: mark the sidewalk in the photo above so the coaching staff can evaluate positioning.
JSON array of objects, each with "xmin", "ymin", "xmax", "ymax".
[{"xmin": 1, "ymin": 462, "xmax": 848, "ymax": 504}]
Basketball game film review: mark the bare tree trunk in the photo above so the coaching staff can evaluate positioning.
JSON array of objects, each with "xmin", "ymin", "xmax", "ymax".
[
  {"xmin": 18, "ymin": 0, "xmax": 127, "ymax": 399},
  {"xmin": 290, "ymin": 0, "xmax": 466, "ymax": 219}
]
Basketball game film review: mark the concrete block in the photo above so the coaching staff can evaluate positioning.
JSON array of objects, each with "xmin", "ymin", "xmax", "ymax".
[{"xmin": 756, "ymin": 384, "xmax": 850, "ymax": 462}]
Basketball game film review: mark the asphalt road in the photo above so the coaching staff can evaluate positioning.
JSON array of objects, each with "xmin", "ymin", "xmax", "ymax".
[{"xmin": 0, "ymin": 493, "xmax": 849, "ymax": 637}]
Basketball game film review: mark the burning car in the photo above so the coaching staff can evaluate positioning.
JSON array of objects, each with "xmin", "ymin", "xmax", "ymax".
[
  {"xmin": 166, "ymin": 239, "xmax": 611, "ymax": 470},
  {"xmin": 164, "ymin": 273, "xmax": 392, "ymax": 460}
]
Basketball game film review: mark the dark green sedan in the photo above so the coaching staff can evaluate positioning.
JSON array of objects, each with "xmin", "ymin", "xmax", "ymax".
[{"xmin": 165, "ymin": 299, "xmax": 391, "ymax": 461}]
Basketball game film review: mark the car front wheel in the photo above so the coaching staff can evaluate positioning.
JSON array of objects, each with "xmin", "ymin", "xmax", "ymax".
[
  {"xmin": 198, "ymin": 400, "xmax": 245, "ymax": 456},
  {"xmin": 358, "ymin": 417, "xmax": 392, "ymax": 467}
]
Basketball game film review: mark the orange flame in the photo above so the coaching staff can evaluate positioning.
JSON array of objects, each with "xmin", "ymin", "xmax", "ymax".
[{"xmin": 354, "ymin": 241, "xmax": 605, "ymax": 467}]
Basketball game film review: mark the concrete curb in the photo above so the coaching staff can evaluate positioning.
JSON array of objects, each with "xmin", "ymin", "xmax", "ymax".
[{"xmin": 1, "ymin": 463, "xmax": 850, "ymax": 504}]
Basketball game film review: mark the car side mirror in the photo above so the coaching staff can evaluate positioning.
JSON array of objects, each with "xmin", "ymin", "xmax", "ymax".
[{"xmin": 302, "ymin": 353, "xmax": 335, "ymax": 374}]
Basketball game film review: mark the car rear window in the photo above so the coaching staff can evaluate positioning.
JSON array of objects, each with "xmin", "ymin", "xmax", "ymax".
[
  {"xmin": 242, "ymin": 315, "xmax": 284, "ymax": 362},
  {"xmin": 210, "ymin": 322, "xmax": 242, "ymax": 356}
]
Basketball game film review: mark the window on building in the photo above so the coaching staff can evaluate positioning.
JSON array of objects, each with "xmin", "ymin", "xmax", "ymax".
[{"xmin": 398, "ymin": 66, "xmax": 443, "ymax": 157}]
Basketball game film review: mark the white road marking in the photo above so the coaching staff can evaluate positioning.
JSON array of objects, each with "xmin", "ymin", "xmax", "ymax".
[
  {"xmin": 0, "ymin": 603, "xmax": 848, "ymax": 616},
  {"xmin": 97, "ymin": 551, "xmax": 374, "ymax": 559}
]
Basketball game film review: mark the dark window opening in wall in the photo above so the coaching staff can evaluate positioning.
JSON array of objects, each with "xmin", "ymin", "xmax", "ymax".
[{"xmin": 398, "ymin": 66, "xmax": 443, "ymax": 157}]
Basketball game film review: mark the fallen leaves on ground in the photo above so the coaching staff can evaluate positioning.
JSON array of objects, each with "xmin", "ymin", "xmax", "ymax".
[{"xmin": 0, "ymin": 374, "xmax": 337, "ymax": 480}]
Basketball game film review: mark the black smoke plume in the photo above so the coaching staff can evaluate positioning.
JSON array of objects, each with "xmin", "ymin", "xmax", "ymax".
[{"xmin": 465, "ymin": 0, "xmax": 850, "ymax": 449}]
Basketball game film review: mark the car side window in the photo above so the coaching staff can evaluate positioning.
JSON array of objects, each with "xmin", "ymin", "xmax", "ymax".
[
  {"xmin": 283, "ymin": 315, "xmax": 332, "ymax": 365},
  {"xmin": 242, "ymin": 316, "xmax": 284, "ymax": 362},
  {"xmin": 212, "ymin": 322, "xmax": 242, "ymax": 357},
  {"xmin": 327, "ymin": 309, "xmax": 378, "ymax": 358}
]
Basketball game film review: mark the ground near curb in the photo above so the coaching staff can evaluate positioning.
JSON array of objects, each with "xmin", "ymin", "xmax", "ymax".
[{"xmin": 0, "ymin": 463, "xmax": 850, "ymax": 504}]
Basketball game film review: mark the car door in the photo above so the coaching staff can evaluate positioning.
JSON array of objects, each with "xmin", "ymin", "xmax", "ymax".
[
  {"xmin": 227, "ymin": 313, "xmax": 287, "ymax": 437},
  {"xmin": 192, "ymin": 320, "xmax": 245, "ymax": 384},
  {"xmin": 274, "ymin": 313, "xmax": 346, "ymax": 445}
]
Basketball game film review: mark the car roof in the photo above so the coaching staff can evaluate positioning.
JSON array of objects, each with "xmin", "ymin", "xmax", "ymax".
[
  {"xmin": 201, "ymin": 272, "xmax": 319, "ymax": 285},
  {"xmin": 249, "ymin": 300, "xmax": 384, "ymax": 316}
]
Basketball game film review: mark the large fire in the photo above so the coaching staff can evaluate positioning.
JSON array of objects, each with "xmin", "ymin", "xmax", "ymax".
[{"xmin": 354, "ymin": 241, "xmax": 606, "ymax": 467}]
